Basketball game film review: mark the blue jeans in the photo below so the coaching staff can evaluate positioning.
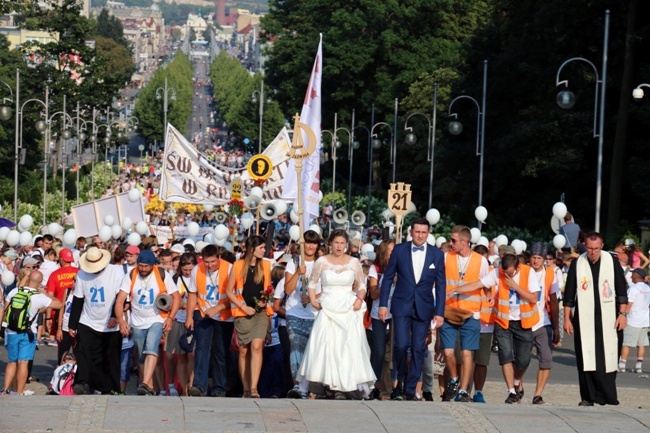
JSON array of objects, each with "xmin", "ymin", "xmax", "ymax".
[
  {"xmin": 371, "ymin": 318, "xmax": 390, "ymax": 381},
  {"xmin": 132, "ymin": 322, "xmax": 163, "ymax": 363},
  {"xmin": 192, "ymin": 310, "xmax": 234, "ymax": 395}
]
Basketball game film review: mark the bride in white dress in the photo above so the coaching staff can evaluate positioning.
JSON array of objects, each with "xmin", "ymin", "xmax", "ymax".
[{"xmin": 297, "ymin": 229, "xmax": 376, "ymax": 398}]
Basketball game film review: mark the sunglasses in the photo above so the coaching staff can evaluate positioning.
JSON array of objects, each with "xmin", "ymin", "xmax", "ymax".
[{"xmin": 25, "ymin": 264, "xmax": 41, "ymax": 270}]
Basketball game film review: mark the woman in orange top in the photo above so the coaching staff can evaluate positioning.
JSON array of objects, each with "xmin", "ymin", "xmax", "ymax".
[{"xmin": 226, "ymin": 235, "xmax": 273, "ymax": 398}]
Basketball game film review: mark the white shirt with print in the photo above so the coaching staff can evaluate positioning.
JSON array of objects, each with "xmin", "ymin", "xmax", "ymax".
[
  {"xmin": 187, "ymin": 262, "xmax": 233, "ymax": 322},
  {"xmin": 5, "ymin": 287, "xmax": 52, "ymax": 334},
  {"xmin": 119, "ymin": 268, "xmax": 178, "ymax": 330},
  {"xmin": 75, "ymin": 265, "xmax": 124, "ymax": 332}
]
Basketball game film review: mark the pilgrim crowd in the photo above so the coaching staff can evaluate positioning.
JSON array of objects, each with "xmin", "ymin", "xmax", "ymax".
[{"xmin": 1, "ymin": 208, "xmax": 648, "ymax": 407}]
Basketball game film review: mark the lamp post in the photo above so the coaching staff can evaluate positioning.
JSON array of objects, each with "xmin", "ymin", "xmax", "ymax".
[
  {"xmin": 251, "ymin": 79, "xmax": 266, "ymax": 153},
  {"xmin": 370, "ymin": 114, "xmax": 394, "ymax": 189},
  {"xmin": 448, "ymin": 59, "xmax": 488, "ymax": 211},
  {"xmin": 322, "ymin": 113, "xmax": 351, "ymax": 197},
  {"xmin": 0, "ymin": 69, "xmax": 18, "ymax": 222},
  {"xmin": 555, "ymin": 10, "xmax": 609, "ymax": 232},
  {"xmin": 156, "ymin": 76, "xmax": 176, "ymax": 144},
  {"xmin": 632, "ymin": 83, "xmax": 650, "ymax": 100},
  {"xmin": 404, "ymin": 83, "xmax": 438, "ymax": 208}
]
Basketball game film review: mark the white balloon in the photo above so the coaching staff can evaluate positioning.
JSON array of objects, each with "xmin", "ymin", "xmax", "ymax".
[
  {"xmin": 477, "ymin": 236, "xmax": 489, "ymax": 248},
  {"xmin": 426, "ymin": 208, "xmax": 440, "ymax": 225},
  {"xmin": 127, "ymin": 232, "xmax": 141, "ymax": 246},
  {"xmin": 318, "ymin": 190, "xmax": 323, "ymax": 202},
  {"xmin": 290, "ymin": 209, "xmax": 299, "ymax": 224},
  {"xmin": 436, "ymin": 236, "xmax": 447, "ymax": 248},
  {"xmin": 48, "ymin": 222, "xmax": 62, "ymax": 237},
  {"xmin": 203, "ymin": 233, "xmax": 216, "ymax": 244},
  {"xmin": 427, "ymin": 233, "xmax": 436, "ymax": 245},
  {"xmin": 16, "ymin": 222, "xmax": 27, "ymax": 233},
  {"xmin": 121, "ymin": 217, "xmax": 133, "ymax": 231},
  {"xmin": 289, "ymin": 225, "xmax": 300, "ymax": 242},
  {"xmin": 1, "ymin": 270, "xmax": 15, "ymax": 286},
  {"xmin": 0, "ymin": 227, "xmax": 9, "ymax": 241},
  {"xmin": 203, "ymin": 204, "xmax": 214, "ymax": 212},
  {"xmin": 552, "ymin": 202, "xmax": 567, "ymax": 220},
  {"xmin": 474, "ymin": 206, "xmax": 488, "ymax": 223},
  {"xmin": 5, "ymin": 230, "xmax": 20, "ymax": 247},
  {"xmin": 520, "ymin": 241, "xmax": 527, "ymax": 253},
  {"xmin": 495, "ymin": 234, "xmax": 508, "ymax": 247},
  {"xmin": 187, "ymin": 222, "xmax": 200, "ymax": 237},
  {"xmin": 63, "ymin": 229, "xmax": 77, "ymax": 248},
  {"xmin": 128, "ymin": 188, "xmax": 142, "ymax": 203},
  {"xmin": 19, "ymin": 214, "xmax": 33, "ymax": 230},
  {"xmin": 103, "ymin": 215, "xmax": 115, "ymax": 226},
  {"xmin": 111, "ymin": 225, "xmax": 122, "ymax": 239},
  {"xmin": 183, "ymin": 239, "xmax": 195, "ymax": 247},
  {"xmin": 215, "ymin": 238, "xmax": 225, "ymax": 247},
  {"xmin": 214, "ymin": 224, "xmax": 229, "ymax": 240},
  {"xmin": 553, "ymin": 234, "xmax": 566, "ymax": 250},
  {"xmin": 250, "ymin": 186, "xmax": 264, "ymax": 198},
  {"xmin": 98, "ymin": 225, "xmax": 112, "ymax": 242},
  {"xmin": 308, "ymin": 224, "xmax": 321, "ymax": 235},
  {"xmin": 195, "ymin": 240, "xmax": 207, "ymax": 253},
  {"xmin": 19, "ymin": 231, "xmax": 32, "ymax": 247},
  {"xmin": 360, "ymin": 243, "xmax": 374, "ymax": 255},
  {"xmin": 240, "ymin": 213, "xmax": 254, "ymax": 230},
  {"xmin": 223, "ymin": 241, "xmax": 233, "ymax": 251},
  {"xmin": 470, "ymin": 227, "xmax": 481, "ymax": 244},
  {"xmin": 511, "ymin": 239, "xmax": 523, "ymax": 255},
  {"xmin": 135, "ymin": 221, "xmax": 148, "ymax": 235}
]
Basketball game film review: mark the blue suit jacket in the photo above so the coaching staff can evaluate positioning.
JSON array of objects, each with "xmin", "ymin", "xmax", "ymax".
[{"xmin": 379, "ymin": 242, "xmax": 446, "ymax": 321}]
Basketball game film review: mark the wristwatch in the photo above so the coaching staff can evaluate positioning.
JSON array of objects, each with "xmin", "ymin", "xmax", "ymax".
[{"xmin": 618, "ymin": 312, "xmax": 628, "ymax": 317}]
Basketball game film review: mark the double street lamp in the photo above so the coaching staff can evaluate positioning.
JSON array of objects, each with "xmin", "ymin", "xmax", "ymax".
[
  {"xmin": 448, "ymin": 60, "xmax": 488, "ymax": 211},
  {"xmin": 555, "ymin": 10, "xmax": 609, "ymax": 232},
  {"xmin": 322, "ymin": 112, "xmax": 352, "ymax": 197},
  {"xmin": 404, "ymin": 83, "xmax": 438, "ymax": 208},
  {"xmin": 251, "ymin": 79, "xmax": 268, "ymax": 154},
  {"xmin": 156, "ymin": 76, "xmax": 176, "ymax": 144}
]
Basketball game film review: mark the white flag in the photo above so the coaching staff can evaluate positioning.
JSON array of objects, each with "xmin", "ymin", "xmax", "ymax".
[{"xmin": 281, "ymin": 35, "xmax": 322, "ymax": 225}]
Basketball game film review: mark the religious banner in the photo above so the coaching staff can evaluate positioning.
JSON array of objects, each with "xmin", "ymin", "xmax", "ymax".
[{"xmin": 159, "ymin": 124, "xmax": 292, "ymax": 204}]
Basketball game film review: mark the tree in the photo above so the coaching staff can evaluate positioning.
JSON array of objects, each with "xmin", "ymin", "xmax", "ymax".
[
  {"xmin": 94, "ymin": 36, "xmax": 135, "ymax": 89},
  {"xmin": 96, "ymin": 8, "xmax": 130, "ymax": 51}
]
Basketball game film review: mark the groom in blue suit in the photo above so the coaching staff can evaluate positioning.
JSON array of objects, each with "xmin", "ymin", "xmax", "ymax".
[{"xmin": 379, "ymin": 217, "xmax": 446, "ymax": 400}]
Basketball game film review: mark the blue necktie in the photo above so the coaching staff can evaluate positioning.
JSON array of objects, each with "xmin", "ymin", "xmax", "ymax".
[{"xmin": 412, "ymin": 245, "xmax": 424, "ymax": 252}]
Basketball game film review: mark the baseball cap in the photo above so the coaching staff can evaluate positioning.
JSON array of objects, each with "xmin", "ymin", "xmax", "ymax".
[
  {"xmin": 499, "ymin": 245, "xmax": 517, "ymax": 256},
  {"xmin": 3, "ymin": 249, "xmax": 18, "ymax": 260},
  {"xmin": 22, "ymin": 256, "xmax": 40, "ymax": 267},
  {"xmin": 59, "ymin": 248, "xmax": 74, "ymax": 263},
  {"xmin": 632, "ymin": 268, "xmax": 647, "ymax": 279},
  {"xmin": 179, "ymin": 330, "xmax": 196, "ymax": 353},
  {"xmin": 125, "ymin": 245, "xmax": 141, "ymax": 255}
]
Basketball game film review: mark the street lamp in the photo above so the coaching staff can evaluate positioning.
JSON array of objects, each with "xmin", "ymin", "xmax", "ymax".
[
  {"xmin": 555, "ymin": 10, "xmax": 609, "ymax": 232},
  {"xmin": 156, "ymin": 76, "xmax": 176, "ymax": 144},
  {"xmin": 404, "ymin": 83, "xmax": 438, "ymax": 208},
  {"xmin": 322, "ymin": 112, "xmax": 351, "ymax": 196},
  {"xmin": 370, "ymin": 112, "xmax": 394, "ymax": 188},
  {"xmin": 448, "ymin": 59, "xmax": 488, "ymax": 213},
  {"xmin": 351, "ymin": 121, "xmax": 372, "ymax": 222},
  {"xmin": 251, "ymin": 79, "xmax": 268, "ymax": 154}
]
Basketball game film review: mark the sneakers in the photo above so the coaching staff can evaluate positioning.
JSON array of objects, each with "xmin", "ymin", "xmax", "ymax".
[
  {"xmin": 635, "ymin": 367, "xmax": 643, "ymax": 374},
  {"xmin": 457, "ymin": 391, "xmax": 472, "ymax": 403},
  {"xmin": 287, "ymin": 385, "xmax": 307, "ymax": 399},
  {"xmin": 168, "ymin": 385, "xmax": 179, "ymax": 397},
  {"xmin": 442, "ymin": 378, "xmax": 459, "ymax": 402},
  {"xmin": 422, "ymin": 391, "xmax": 434, "ymax": 401},
  {"xmin": 189, "ymin": 385, "xmax": 204, "ymax": 397},
  {"xmin": 390, "ymin": 383, "xmax": 404, "ymax": 401},
  {"xmin": 21, "ymin": 390, "xmax": 35, "ymax": 396},
  {"xmin": 618, "ymin": 367, "xmax": 626, "ymax": 373},
  {"xmin": 532, "ymin": 395, "xmax": 545, "ymax": 405},
  {"xmin": 473, "ymin": 392, "xmax": 486, "ymax": 403},
  {"xmin": 505, "ymin": 392, "xmax": 520, "ymax": 404},
  {"xmin": 47, "ymin": 339, "xmax": 58, "ymax": 347}
]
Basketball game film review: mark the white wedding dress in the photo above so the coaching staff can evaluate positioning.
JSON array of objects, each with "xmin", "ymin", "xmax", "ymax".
[{"xmin": 297, "ymin": 256, "xmax": 376, "ymax": 394}]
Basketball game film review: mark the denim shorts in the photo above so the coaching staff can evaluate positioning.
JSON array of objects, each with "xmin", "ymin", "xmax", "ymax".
[
  {"xmin": 120, "ymin": 347, "xmax": 133, "ymax": 383},
  {"xmin": 440, "ymin": 317, "xmax": 480, "ymax": 351},
  {"xmin": 132, "ymin": 322, "xmax": 163, "ymax": 363},
  {"xmin": 5, "ymin": 333, "xmax": 36, "ymax": 362},
  {"xmin": 495, "ymin": 321, "xmax": 534, "ymax": 370}
]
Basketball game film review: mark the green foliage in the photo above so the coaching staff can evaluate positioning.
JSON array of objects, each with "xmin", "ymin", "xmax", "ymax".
[
  {"xmin": 96, "ymin": 9, "xmax": 131, "ymax": 51},
  {"xmin": 209, "ymin": 53, "xmax": 285, "ymax": 149}
]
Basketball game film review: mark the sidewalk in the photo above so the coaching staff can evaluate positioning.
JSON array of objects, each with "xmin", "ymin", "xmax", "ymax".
[{"xmin": 2, "ymin": 381, "xmax": 649, "ymax": 433}]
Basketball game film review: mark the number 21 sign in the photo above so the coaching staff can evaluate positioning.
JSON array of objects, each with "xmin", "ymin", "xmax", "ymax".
[{"xmin": 388, "ymin": 183, "xmax": 412, "ymax": 243}]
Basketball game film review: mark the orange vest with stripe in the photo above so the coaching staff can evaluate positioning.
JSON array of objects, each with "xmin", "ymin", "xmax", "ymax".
[
  {"xmin": 445, "ymin": 251, "xmax": 483, "ymax": 313},
  {"xmin": 480, "ymin": 265, "xmax": 497, "ymax": 324},
  {"xmin": 129, "ymin": 266, "xmax": 168, "ymax": 319},
  {"xmin": 495, "ymin": 264, "xmax": 539, "ymax": 330},
  {"xmin": 230, "ymin": 259, "xmax": 274, "ymax": 318},
  {"xmin": 195, "ymin": 260, "xmax": 232, "ymax": 320}
]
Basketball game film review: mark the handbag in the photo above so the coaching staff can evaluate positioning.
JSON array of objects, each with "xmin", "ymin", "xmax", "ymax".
[
  {"xmin": 444, "ymin": 306, "xmax": 473, "ymax": 326},
  {"xmin": 229, "ymin": 329, "xmax": 240, "ymax": 352},
  {"xmin": 432, "ymin": 352, "xmax": 446, "ymax": 376}
]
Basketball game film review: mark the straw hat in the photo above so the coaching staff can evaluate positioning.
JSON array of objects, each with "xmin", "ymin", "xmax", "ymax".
[{"xmin": 79, "ymin": 247, "xmax": 112, "ymax": 273}]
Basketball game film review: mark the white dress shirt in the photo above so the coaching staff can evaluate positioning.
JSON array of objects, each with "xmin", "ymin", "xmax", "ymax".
[{"xmin": 412, "ymin": 242, "xmax": 426, "ymax": 284}]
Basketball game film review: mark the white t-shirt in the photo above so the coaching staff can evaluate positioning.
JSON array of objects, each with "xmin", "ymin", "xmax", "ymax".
[
  {"xmin": 187, "ymin": 262, "xmax": 233, "ymax": 322},
  {"xmin": 532, "ymin": 268, "xmax": 560, "ymax": 332},
  {"xmin": 272, "ymin": 278, "xmax": 287, "ymax": 327},
  {"xmin": 5, "ymin": 287, "xmax": 52, "ymax": 334},
  {"xmin": 445, "ymin": 253, "xmax": 490, "ymax": 331},
  {"xmin": 627, "ymin": 282, "xmax": 650, "ymax": 328},
  {"xmin": 61, "ymin": 292, "xmax": 74, "ymax": 332},
  {"xmin": 40, "ymin": 259, "xmax": 60, "ymax": 287},
  {"xmin": 480, "ymin": 268, "xmax": 540, "ymax": 321},
  {"xmin": 284, "ymin": 259, "xmax": 320, "ymax": 320},
  {"xmin": 75, "ymin": 265, "xmax": 124, "ymax": 332},
  {"xmin": 120, "ymin": 267, "xmax": 178, "ymax": 329}
]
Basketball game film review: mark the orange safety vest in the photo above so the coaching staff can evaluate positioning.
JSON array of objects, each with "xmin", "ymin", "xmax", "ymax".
[
  {"xmin": 495, "ymin": 264, "xmax": 539, "ymax": 330},
  {"xmin": 445, "ymin": 251, "xmax": 483, "ymax": 313},
  {"xmin": 195, "ymin": 260, "xmax": 232, "ymax": 320},
  {"xmin": 129, "ymin": 266, "xmax": 169, "ymax": 319},
  {"xmin": 480, "ymin": 265, "xmax": 496, "ymax": 324},
  {"xmin": 230, "ymin": 259, "xmax": 274, "ymax": 318}
]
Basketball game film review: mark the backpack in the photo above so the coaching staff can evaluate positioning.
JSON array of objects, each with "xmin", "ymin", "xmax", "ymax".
[
  {"xmin": 6, "ymin": 287, "xmax": 37, "ymax": 334},
  {"xmin": 51, "ymin": 363, "xmax": 76, "ymax": 395},
  {"xmin": 59, "ymin": 367, "xmax": 76, "ymax": 396}
]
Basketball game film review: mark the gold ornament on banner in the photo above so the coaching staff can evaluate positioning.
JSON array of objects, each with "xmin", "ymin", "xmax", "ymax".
[
  {"xmin": 287, "ymin": 113, "xmax": 317, "ymax": 264},
  {"xmin": 387, "ymin": 182, "xmax": 412, "ymax": 244}
]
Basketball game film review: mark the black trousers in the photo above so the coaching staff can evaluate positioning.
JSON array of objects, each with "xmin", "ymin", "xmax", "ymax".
[{"xmin": 75, "ymin": 324, "xmax": 121, "ymax": 394}]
